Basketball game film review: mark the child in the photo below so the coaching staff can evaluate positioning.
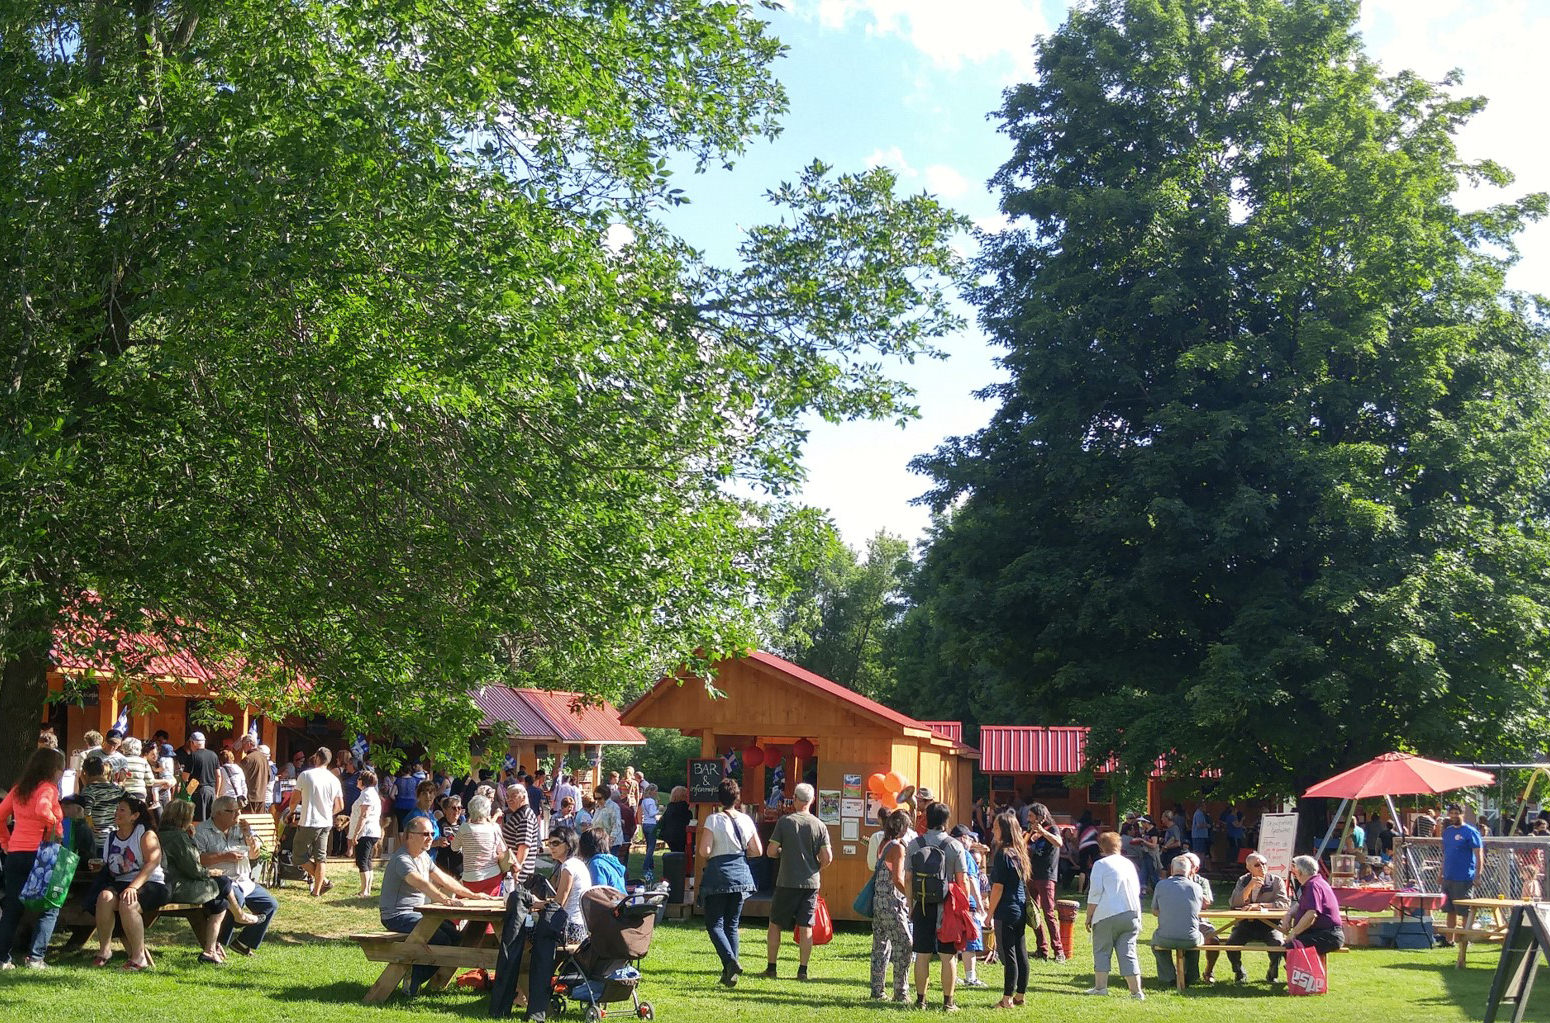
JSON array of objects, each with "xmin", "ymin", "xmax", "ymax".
[{"xmin": 951, "ymin": 825, "xmax": 988, "ymax": 987}]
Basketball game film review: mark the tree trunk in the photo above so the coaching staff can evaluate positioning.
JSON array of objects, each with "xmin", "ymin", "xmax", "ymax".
[{"xmin": 0, "ymin": 640, "xmax": 51, "ymax": 786}]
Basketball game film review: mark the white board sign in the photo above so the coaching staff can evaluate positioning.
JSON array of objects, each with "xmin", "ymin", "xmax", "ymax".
[{"xmin": 1257, "ymin": 812, "xmax": 1299, "ymax": 883}]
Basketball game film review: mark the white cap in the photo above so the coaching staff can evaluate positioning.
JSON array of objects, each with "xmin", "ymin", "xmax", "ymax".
[
  {"xmin": 258, "ymin": 744, "xmax": 271, "ymax": 756},
  {"xmin": 190, "ymin": 731, "xmax": 206, "ymax": 743}
]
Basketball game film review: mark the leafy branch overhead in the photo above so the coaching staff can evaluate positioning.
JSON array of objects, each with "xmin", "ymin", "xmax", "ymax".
[{"xmin": 0, "ymin": 0, "xmax": 969, "ymax": 777}]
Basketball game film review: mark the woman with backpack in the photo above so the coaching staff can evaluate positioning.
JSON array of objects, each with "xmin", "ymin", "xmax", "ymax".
[
  {"xmin": 698, "ymin": 777, "xmax": 762, "ymax": 987},
  {"xmin": 0, "ymin": 746, "xmax": 66, "ymax": 969},
  {"xmin": 987, "ymin": 811, "xmax": 1031, "ymax": 1008},
  {"xmin": 869, "ymin": 809, "xmax": 913, "ymax": 1001}
]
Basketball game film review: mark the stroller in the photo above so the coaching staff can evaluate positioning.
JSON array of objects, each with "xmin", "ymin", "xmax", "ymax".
[{"xmin": 551, "ymin": 885, "xmax": 668, "ymax": 1021}]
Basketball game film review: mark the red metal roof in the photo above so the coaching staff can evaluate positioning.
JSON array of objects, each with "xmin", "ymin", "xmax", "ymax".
[
  {"xmin": 476, "ymin": 687, "xmax": 644, "ymax": 745},
  {"xmin": 979, "ymin": 726, "xmax": 1093, "ymax": 774},
  {"xmin": 518, "ymin": 690, "xmax": 645, "ymax": 746},
  {"xmin": 923, "ymin": 721, "xmax": 963, "ymax": 744},
  {"xmin": 53, "ymin": 624, "xmax": 231, "ymax": 682}
]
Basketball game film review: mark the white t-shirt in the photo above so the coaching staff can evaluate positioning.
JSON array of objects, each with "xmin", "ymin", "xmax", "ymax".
[
  {"xmin": 703, "ymin": 808, "xmax": 754, "ymax": 857},
  {"xmin": 559, "ymin": 856, "xmax": 593, "ymax": 930},
  {"xmin": 297, "ymin": 765, "xmax": 343, "ymax": 828},
  {"xmin": 1087, "ymin": 853, "xmax": 1143, "ymax": 924},
  {"xmin": 350, "ymin": 786, "xmax": 383, "ymax": 840}
]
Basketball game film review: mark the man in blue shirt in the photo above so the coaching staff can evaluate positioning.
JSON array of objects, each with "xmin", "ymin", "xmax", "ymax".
[
  {"xmin": 1190, "ymin": 806, "xmax": 1211, "ymax": 860},
  {"xmin": 1439, "ymin": 803, "xmax": 1484, "ymax": 944}
]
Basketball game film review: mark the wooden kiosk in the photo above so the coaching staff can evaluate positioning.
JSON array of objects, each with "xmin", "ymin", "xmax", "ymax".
[{"xmin": 620, "ymin": 650, "xmax": 978, "ymax": 921}]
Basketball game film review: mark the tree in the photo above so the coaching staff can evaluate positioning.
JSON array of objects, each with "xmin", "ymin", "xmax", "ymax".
[
  {"xmin": 0, "ymin": 2, "xmax": 969, "ymax": 784},
  {"xmin": 908, "ymin": 0, "xmax": 1550, "ymax": 795},
  {"xmin": 766, "ymin": 526, "xmax": 911, "ymax": 699}
]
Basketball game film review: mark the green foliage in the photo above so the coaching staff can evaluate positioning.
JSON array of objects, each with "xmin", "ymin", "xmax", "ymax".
[
  {"xmin": 600, "ymin": 727, "xmax": 703, "ymax": 792},
  {"xmin": 0, "ymin": 2, "xmax": 970, "ymax": 784},
  {"xmin": 904, "ymin": 0, "xmax": 1550, "ymax": 794},
  {"xmin": 765, "ymin": 525, "xmax": 912, "ymax": 699}
]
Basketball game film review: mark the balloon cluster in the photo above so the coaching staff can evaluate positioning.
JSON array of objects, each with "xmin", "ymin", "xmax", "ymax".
[{"xmin": 866, "ymin": 770, "xmax": 911, "ymax": 810}]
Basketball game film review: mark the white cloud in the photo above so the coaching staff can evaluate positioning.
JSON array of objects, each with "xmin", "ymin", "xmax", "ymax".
[
  {"xmin": 801, "ymin": 0, "xmax": 1046, "ymax": 70},
  {"xmin": 602, "ymin": 222, "xmax": 636, "ymax": 254},
  {"xmin": 864, "ymin": 145, "xmax": 919, "ymax": 178},
  {"xmin": 924, "ymin": 164, "xmax": 970, "ymax": 198}
]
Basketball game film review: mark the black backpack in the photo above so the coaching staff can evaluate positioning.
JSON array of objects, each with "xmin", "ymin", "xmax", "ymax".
[{"xmin": 910, "ymin": 840, "xmax": 950, "ymax": 907}]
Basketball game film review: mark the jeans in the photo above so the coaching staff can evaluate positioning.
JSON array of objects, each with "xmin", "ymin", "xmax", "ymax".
[
  {"xmin": 996, "ymin": 914, "xmax": 1029, "ymax": 996},
  {"xmin": 218, "ymin": 883, "xmax": 278, "ymax": 949},
  {"xmin": 493, "ymin": 895, "xmax": 575, "ymax": 1020},
  {"xmin": 703, "ymin": 892, "xmax": 744, "ymax": 971},
  {"xmin": 642, "ymin": 825, "xmax": 659, "ymax": 873},
  {"xmin": 0, "ymin": 850, "xmax": 61, "ymax": 964},
  {"xmin": 383, "ymin": 911, "xmax": 460, "ymax": 994},
  {"xmin": 1027, "ymin": 880, "xmax": 1061, "ymax": 956}
]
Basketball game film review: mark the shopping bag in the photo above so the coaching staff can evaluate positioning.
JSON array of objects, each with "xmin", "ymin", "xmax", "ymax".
[
  {"xmin": 852, "ymin": 875, "xmax": 877, "ymax": 919},
  {"xmin": 21, "ymin": 822, "xmax": 79, "ymax": 912},
  {"xmin": 1285, "ymin": 942, "xmax": 1328, "ymax": 995},
  {"xmin": 811, "ymin": 893, "xmax": 834, "ymax": 945}
]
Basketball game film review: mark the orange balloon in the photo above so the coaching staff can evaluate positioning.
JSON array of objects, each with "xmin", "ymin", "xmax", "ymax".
[
  {"xmin": 867, "ymin": 773, "xmax": 889, "ymax": 797},
  {"xmin": 883, "ymin": 770, "xmax": 909, "ymax": 794},
  {"xmin": 878, "ymin": 789, "xmax": 899, "ymax": 810}
]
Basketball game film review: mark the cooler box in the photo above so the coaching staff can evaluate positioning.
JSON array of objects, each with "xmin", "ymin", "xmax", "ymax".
[
  {"xmin": 1341, "ymin": 919, "xmax": 1369, "ymax": 948},
  {"xmin": 1367, "ymin": 920, "xmax": 1399, "ymax": 948}
]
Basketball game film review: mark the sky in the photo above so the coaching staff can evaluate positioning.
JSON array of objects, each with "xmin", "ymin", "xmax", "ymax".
[{"xmin": 665, "ymin": 0, "xmax": 1550, "ymax": 551}]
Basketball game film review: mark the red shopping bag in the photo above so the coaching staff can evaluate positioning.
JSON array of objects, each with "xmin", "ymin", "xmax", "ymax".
[
  {"xmin": 1285, "ymin": 943, "xmax": 1327, "ymax": 995},
  {"xmin": 791, "ymin": 893, "xmax": 834, "ymax": 945}
]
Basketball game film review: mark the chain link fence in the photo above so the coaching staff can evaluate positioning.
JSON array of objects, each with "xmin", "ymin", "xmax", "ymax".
[{"xmin": 1396, "ymin": 836, "xmax": 1550, "ymax": 900}]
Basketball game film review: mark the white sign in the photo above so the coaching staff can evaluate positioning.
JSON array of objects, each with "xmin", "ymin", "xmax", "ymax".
[{"xmin": 1257, "ymin": 812, "xmax": 1299, "ymax": 883}]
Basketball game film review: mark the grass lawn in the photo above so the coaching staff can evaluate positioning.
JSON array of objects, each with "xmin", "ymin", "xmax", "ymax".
[{"xmin": 4, "ymin": 875, "xmax": 1548, "ymax": 1023}]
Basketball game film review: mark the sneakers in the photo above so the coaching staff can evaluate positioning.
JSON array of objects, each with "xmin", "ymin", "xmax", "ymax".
[
  {"xmin": 943, "ymin": 1001, "xmax": 961, "ymax": 1013},
  {"xmin": 763, "ymin": 964, "xmax": 777, "ymax": 979},
  {"xmin": 1131, "ymin": 991, "xmax": 1147, "ymax": 1002},
  {"xmin": 1233, "ymin": 969, "xmax": 1247, "ymax": 984},
  {"xmin": 22, "ymin": 957, "xmax": 46, "ymax": 969},
  {"xmin": 795, "ymin": 965, "xmax": 809, "ymax": 982},
  {"xmin": 914, "ymin": 995, "xmax": 928, "ymax": 1010},
  {"xmin": 961, "ymin": 976, "xmax": 987, "ymax": 988},
  {"xmin": 1053, "ymin": 952, "xmax": 1067, "ymax": 963},
  {"xmin": 1080, "ymin": 987, "xmax": 1109, "ymax": 995},
  {"xmin": 0, "ymin": 961, "xmax": 13, "ymax": 970}
]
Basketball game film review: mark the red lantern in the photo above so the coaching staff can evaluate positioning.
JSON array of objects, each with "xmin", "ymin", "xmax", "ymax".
[
  {"xmin": 793, "ymin": 737, "xmax": 815, "ymax": 759},
  {"xmin": 743, "ymin": 745, "xmax": 765, "ymax": 769}
]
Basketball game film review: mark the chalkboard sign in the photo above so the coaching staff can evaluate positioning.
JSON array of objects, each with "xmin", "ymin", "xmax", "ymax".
[
  {"xmin": 1485, "ymin": 904, "xmax": 1550, "ymax": 1023},
  {"xmin": 688, "ymin": 758, "xmax": 725, "ymax": 803}
]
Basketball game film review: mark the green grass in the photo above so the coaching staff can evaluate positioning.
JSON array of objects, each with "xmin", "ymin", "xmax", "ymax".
[{"xmin": 5, "ymin": 875, "xmax": 1549, "ymax": 1022}]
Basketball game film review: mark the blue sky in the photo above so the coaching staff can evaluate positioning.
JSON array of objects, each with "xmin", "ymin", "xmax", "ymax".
[{"xmin": 665, "ymin": 1, "xmax": 1550, "ymax": 549}]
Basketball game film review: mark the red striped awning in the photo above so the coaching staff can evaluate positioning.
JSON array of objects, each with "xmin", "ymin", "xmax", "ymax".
[
  {"xmin": 978, "ymin": 726, "xmax": 1091, "ymax": 775},
  {"xmin": 923, "ymin": 721, "xmax": 962, "ymax": 744}
]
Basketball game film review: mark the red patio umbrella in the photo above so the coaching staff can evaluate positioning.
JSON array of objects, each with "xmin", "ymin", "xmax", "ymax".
[{"xmin": 1302, "ymin": 752, "xmax": 1494, "ymax": 799}]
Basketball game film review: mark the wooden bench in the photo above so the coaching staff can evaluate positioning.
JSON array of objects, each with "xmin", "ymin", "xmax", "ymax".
[
  {"xmin": 239, "ymin": 813, "xmax": 279, "ymax": 887},
  {"xmin": 1156, "ymin": 943, "xmax": 1349, "ymax": 993}
]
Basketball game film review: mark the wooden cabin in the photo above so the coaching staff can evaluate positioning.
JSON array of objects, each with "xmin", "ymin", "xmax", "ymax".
[{"xmin": 620, "ymin": 650, "xmax": 978, "ymax": 921}]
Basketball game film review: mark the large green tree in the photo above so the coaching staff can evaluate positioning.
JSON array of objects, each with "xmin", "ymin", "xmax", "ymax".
[
  {"xmin": 907, "ymin": 0, "xmax": 1550, "ymax": 794},
  {"xmin": 766, "ymin": 525, "xmax": 911, "ymax": 699},
  {"xmin": 0, "ymin": 2, "xmax": 968, "ymax": 783}
]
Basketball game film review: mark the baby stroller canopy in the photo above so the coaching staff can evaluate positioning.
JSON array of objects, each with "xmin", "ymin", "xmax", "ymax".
[{"xmin": 579, "ymin": 887, "xmax": 657, "ymax": 963}]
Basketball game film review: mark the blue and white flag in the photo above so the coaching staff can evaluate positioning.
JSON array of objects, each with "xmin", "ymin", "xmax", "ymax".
[
  {"xmin": 113, "ymin": 707, "xmax": 130, "ymax": 734},
  {"xmin": 351, "ymin": 732, "xmax": 369, "ymax": 760},
  {"xmin": 503, "ymin": 752, "xmax": 518, "ymax": 772},
  {"xmin": 248, "ymin": 719, "xmax": 261, "ymax": 743}
]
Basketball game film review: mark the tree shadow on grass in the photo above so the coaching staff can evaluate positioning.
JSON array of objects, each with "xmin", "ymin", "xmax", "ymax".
[{"xmin": 269, "ymin": 979, "xmax": 494, "ymax": 1016}]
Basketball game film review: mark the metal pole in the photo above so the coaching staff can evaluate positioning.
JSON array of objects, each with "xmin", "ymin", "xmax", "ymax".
[
  {"xmin": 1316, "ymin": 798, "xmax": 1350, "ymax": 860},
  {"xmin": 1384, "ymin": 793, "xmax": 1423, "ymax": 885}
]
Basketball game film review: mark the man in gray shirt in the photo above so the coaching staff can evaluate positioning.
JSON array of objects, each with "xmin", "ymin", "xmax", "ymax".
[
  {"xmin": 907, "ymin": 801, "xmax": 970, "ymax": 1011},
  {"xmin": 379, "ymin": 815, "xmax": 478, "ymax": 994},
  {"xmin": 1150, "ymin": 859, "xmax": 1204, "ymax": 987},
  {"xmin": 764, "ymin": 782, "xmax": 832, "ymax": 981}
]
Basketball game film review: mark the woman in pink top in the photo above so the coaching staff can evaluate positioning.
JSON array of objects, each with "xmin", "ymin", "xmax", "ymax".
[{"xmin": 0, "ymin": 746, "xmax": 66, "ymax": 968}]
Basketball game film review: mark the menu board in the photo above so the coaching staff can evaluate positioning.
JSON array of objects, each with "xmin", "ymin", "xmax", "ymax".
[
  {"xmin": 687, "ymin": 758, "xmax": 724, "ymax": 803},
  {"xmin": 1257, "ymin": 812, "xmax": 1298, "ymax": 882}
]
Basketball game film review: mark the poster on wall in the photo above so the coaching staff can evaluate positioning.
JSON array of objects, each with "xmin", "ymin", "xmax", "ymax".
[
  {"xmin": 1257, "ymin": 812, "xmax": 1299, "ymax": 881},
  {"xmin": 818, "ymin": 789, "xmax": 842, "ymax": 824},
  {"xmin": 842, "ymin": 773, "xmax": 864, "ymax": 800},
  {"xmin": 842, "ymin": 798, "xmax": 864, "ymax": 819},
  {"xmin": 842, "ymin": 819, "xmax": 860, "ymax": 842}
]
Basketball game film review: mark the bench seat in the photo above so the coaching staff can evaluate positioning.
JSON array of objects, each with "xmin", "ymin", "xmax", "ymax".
[{"xmin": 1153, "ymin": 942, "xmax": 1348, "ymax": 993}]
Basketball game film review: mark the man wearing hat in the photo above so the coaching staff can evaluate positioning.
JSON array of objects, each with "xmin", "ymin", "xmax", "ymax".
[
  {"xmin": 908, "ymin": 787, "xmax": 934, "ymax": 836},
  {"xmin": 1439, "ymin": 803, "xmax": 1484, "ymax": 945},
  {"xmin": 184, "ymin": 731, "xmax": 223, "ymax": 822}
]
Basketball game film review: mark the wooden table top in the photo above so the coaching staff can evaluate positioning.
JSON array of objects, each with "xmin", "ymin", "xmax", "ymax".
[
  {"xmin": 1453, "ymin": 898, "xmax": 1542, "ymax": 909},
  {"xmin": 1201, "ymin": 908, "xmax": 1285, "ymax": 921},
  {"xmin": 415, "ymin": 899, "xmax": 509, "ymax": 920}
]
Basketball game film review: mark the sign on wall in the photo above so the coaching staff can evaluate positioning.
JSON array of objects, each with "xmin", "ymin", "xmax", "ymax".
[{"xmin": 1257, "ymin": 812, "xmax": 1299, "ymax": 882}]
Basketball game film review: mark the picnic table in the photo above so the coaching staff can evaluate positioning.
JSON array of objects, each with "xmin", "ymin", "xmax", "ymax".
[
  {"xmin": 1444, "ymin": 897, "xmax": 1537, "ymax": 969},
  {"xmin": 1201, "ymin": 908, "xmax": 1284, "ymax": 922},
  {"xmin": 355, "ymin": 898, "xmax": 508, "ymax": 1004}
]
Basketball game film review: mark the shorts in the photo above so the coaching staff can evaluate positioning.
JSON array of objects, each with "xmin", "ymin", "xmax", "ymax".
[
  {"xmin": 770, "ymin": 885, "xmax": 819, "ymax": 930},
  {"xmin": 911, "ymin": 905, "xmax": 960, "ymax": 955},
  {"xmin": 353, "ymin": 836, "xmax": 380, "ymax": 872},
  {"xmin": 87, "ymin": 875, "xmax": 170, "ymax": 915},
  {"xmin": 295, "ymin": 825, "xmax": 330, "ymax": 864},
  {"xmin": 1442, "ymin": 878, "xmax": 1474, "ymax": 912}
]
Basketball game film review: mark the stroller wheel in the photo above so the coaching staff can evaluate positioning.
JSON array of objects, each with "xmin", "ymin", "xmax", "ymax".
[
  {"xmin": 637, "ymin": 1003, "xmax": 654, "ymax": 1020},
  {"xmin": 585, "ymin": 1005, "xmax": 603, "ymax": 1023}
]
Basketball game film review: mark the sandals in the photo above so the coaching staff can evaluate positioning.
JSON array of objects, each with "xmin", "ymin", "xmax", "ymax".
[
  {"xmin": 122, "ymin": 958, "xmax": 152, "ymax": 971},
  {"xmin": 197, "ymin": 952, "xmax": 223, "ymax": 965}
]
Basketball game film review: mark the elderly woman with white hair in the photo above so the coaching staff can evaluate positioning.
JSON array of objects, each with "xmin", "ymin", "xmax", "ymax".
[
  {"xmin": 1280, "ymin": 855, "xmax": 1344, "ymax": 962},
  {"xmin": 451, "ymin": 793, "xmax": 508, "ymax": 895},
  {"xmin": 1204, "ymin": 850, "xmax": 1291, "ymax": 983},
  {"xmin": 117, "ymin": 738, "xmax": 155, "ymax": 800}
]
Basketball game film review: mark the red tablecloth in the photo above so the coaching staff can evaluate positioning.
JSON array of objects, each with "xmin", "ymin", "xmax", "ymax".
[
  {"xmin": 1391, "ymin": 892, "xmax": 1446, "ymax": 913},
  {"xmin": 1333, "ymin": 887, "xmax": 1398, "ymax": 911}
]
